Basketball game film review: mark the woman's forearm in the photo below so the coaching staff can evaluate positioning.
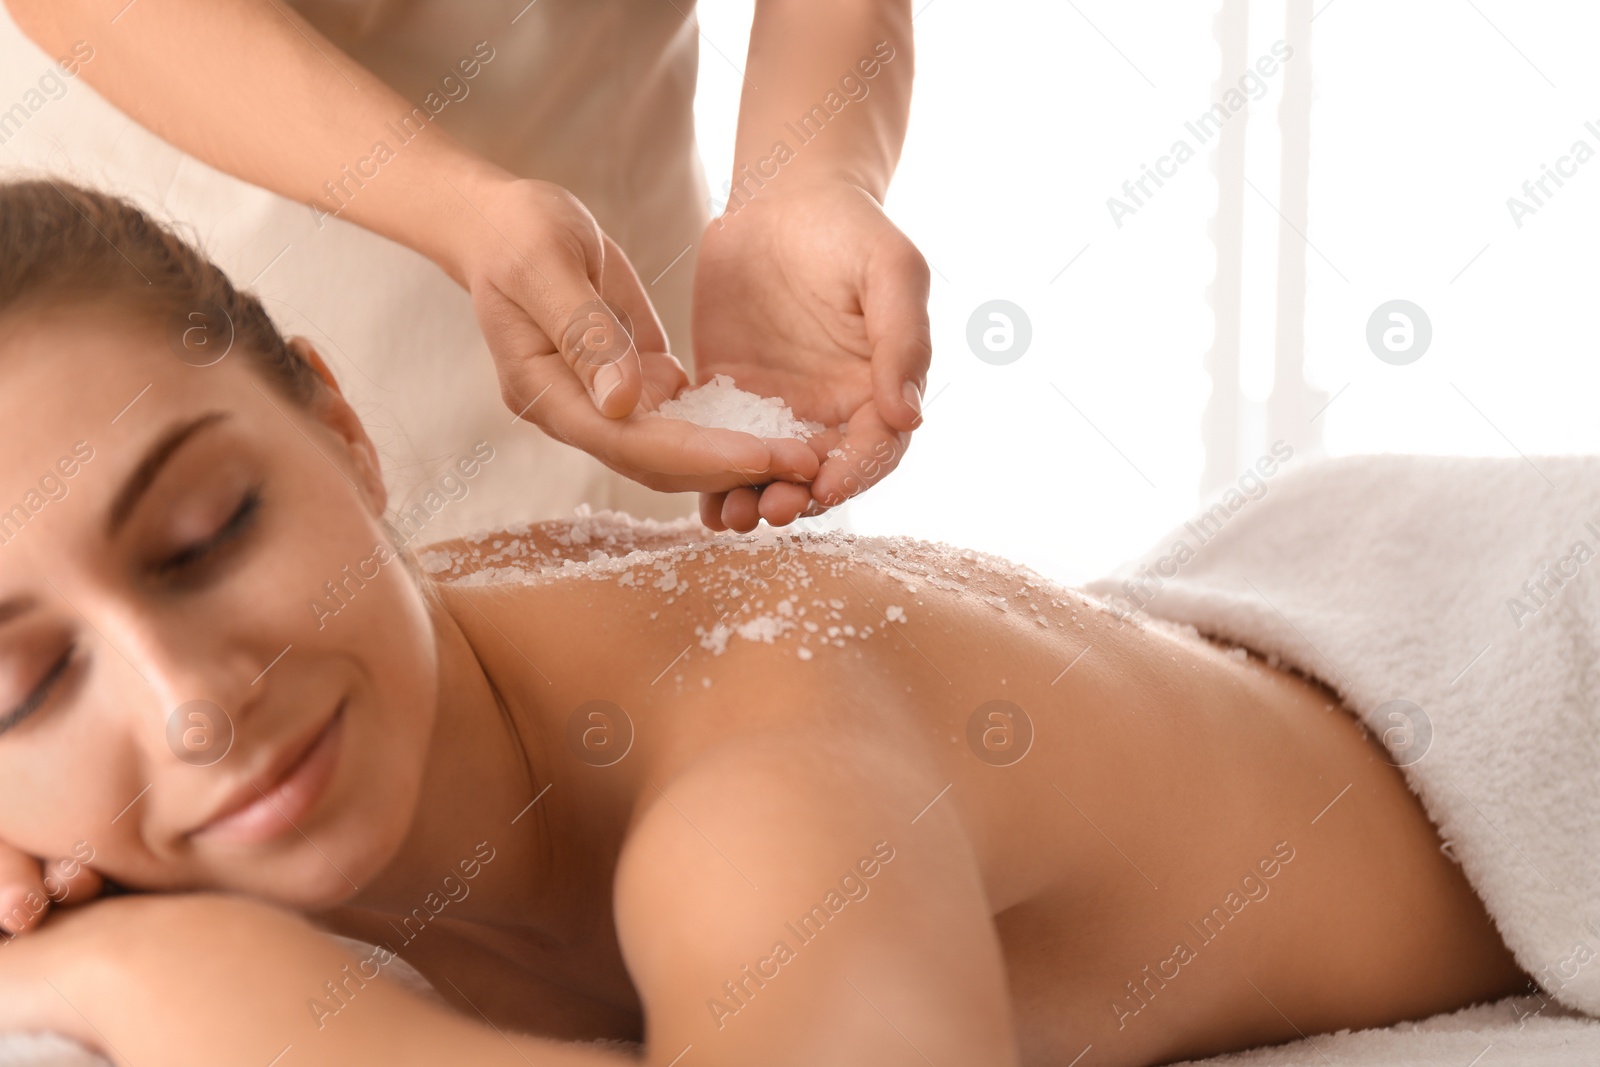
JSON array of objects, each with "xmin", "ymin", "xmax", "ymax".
[
  {"xmin": 6, "ymin": 894, "xmax": 632, "ymax": 1067},
  {"xmin": 3, "ymin": 0, "xmax": 505, "ymax": 281},
  {"xmin": 734, "ymin": 0, "xmax": 914, "ymax": 201}
]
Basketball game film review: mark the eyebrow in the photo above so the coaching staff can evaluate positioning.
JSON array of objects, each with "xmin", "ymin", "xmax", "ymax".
[{"xmin": 105, "ymin": 410, "xmax": 232, "ymax": 538}]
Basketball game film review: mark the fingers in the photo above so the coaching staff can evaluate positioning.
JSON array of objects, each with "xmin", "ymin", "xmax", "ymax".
[
  {"xmin": 811, "ymin": 398, "xmax": 911, "ymax": 509},
  {"xmin": 763, "ymin": 437, "xmax": 821, "ymax": 484},
  {"xmin": 558, "ymin": 232, "xmax": 672, "ymax": 419},
  {"xmin": 555, "ymin": 289, "xmax": 644, "ymax": 420},
  {"xmin": 482, "ymin": 195, "xmax": 648, "ymax": 420},
  {"xmin": 719, "ymin": 487, "xmax": 763, "ymax": 533},
  {"xmin": 0, "ymin": 849, "xmax": 46, "ymax": 935},
  {"xmin": 699, "ymin": 492, "xmax": 729, "ymax": 532},
  {"xmin": 43, "ymin": 855, "xmax": 102, "ymax": 910},
  {"xmin": 863, "ymin": 243, "xmax": 933, "ymax": 434},
  {"xmin": 756, "ymin": 481, "xmax": 816, "ymax": 527},
  {"xmin": 597, "ymin": 231, "xmax": 674, "ymax": 388}
]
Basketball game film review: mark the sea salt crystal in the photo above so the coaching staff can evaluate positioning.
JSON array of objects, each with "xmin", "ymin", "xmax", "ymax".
[
  {"xmin": 885, "ymin": 605, "xmax": 906, "ymax": 623},
  {"xmin": 653, "ymin": 374, "xmax": 814, "ymax": 439},
  {"xmin": 736, "ymin": 615, "xmax": 793, "ymax": 643}
]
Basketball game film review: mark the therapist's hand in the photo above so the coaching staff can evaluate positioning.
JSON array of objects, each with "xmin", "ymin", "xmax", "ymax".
[
  {"xmin": 449, "ymin": 176, "xmax": 816, "ymax": 494},
  {"xmin": 692, "ymin": 180, "xmax": 931, "ymax": 532}
]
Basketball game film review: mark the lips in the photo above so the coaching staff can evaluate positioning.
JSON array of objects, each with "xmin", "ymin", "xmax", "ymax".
[{"xmin": 190, "ymin": 699, "xmax": 346, "ymax": 845}]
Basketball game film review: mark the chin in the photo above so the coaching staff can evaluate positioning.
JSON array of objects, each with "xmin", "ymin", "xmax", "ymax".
[
  {"xmin": 229, "ymin": 804, "xmax": 415, "ymax": 909},
  {"xmin": 209, "ymin": 747, "xmax": 425, "ymax": 909}
]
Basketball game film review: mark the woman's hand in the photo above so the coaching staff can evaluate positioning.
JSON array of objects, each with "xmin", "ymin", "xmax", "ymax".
[
  {"xmin": 0, "ymin": 893, "xmax": 631, "ymax": 1067},
  {"xmin": 692, "ymin": 180, "xmax": 932, "ymax": 532},
  {"xmin": 447, "ymin": 175, "xmax": 819, "ymax": 496},
  {"xmin": 0, "ymin": 840, "xmax": 101, "ymax": 936}
]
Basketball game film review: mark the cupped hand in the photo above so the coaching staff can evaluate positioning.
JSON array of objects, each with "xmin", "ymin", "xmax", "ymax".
[
  {"xmin": 0, "ymin": 840, "xmax": 102, "ymax": 936},
  {"xmin": 450, "ymin": 176, "xmax": 817, "ymax": 494},
  {"xmin": 691, "ymin": 179, "xmax": 932, "ymax": 532}
]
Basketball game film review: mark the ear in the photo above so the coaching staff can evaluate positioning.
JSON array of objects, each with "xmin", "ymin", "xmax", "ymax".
[{"xmin": 287, "ymin": 336, "xmax": 388, "ymax": 517}]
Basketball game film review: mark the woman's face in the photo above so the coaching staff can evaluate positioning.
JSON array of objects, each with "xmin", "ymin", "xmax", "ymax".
[{"xmin": 0, "ymin": 306, "xmax": 439, "ymax": 908}]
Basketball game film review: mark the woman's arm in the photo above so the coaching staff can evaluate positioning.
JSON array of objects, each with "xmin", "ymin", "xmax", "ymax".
[
  {"xmin": 0, "ymin": 893, "xmax": 633, "ymax": 1067},
  {"xmin": 6, "ymin": 0, "xmax": 491, "ymax": 284},
  {"xmin": 693, "ymin": 0, "xmax": 931, "ymax": 531},
  {"xmin": 4, "ymin": 0, "xmax": 805, "ymax": 491},
  {"xmin": 736, "ymin": 0, "xmax": 915, "ymax": 200},
  {"xmin": 614, "ymin": 732, "xmax": 1019, "ymax": 1065}
]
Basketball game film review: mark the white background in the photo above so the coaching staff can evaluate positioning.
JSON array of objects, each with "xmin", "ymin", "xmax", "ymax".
[{"xmin": 694, "ymin": 1, "xmax": 1600, "ymax": 586}]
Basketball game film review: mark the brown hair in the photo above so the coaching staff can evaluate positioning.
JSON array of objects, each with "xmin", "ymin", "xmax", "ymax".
[
  {"xmin": 0, "ymin": 177, "xmax": 322, "ymax": 405},
  {"xmin": 0, "ymin": 177, "xmax": 438, "ymax": 596}
]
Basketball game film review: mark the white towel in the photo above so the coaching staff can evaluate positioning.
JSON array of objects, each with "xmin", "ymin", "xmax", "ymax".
[
  {"xmin": 1084, "ymin": 451, "xmax": 1600, "ymax": 1016},
  {"xmin": 1171, "ymin": 994, "xmax": 1597, "ymax": 1066}
]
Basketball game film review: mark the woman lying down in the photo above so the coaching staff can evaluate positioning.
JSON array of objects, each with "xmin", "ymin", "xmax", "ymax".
[{"xmin": 0, "ymin": 182, "xmax": 1531, "ymax": 1067}]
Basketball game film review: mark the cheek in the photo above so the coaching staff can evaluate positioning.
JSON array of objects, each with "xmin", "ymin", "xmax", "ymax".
[
  {"xmin": 303, "ymin": 558, "xmax": 440, "ymax": 894},
  {"xmin": 0, "ymin": 736, "xmax": 148, "ymax": 881}
]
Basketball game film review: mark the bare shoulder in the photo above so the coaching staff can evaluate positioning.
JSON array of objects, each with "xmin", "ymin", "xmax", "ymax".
[{"xmin": 610, "ymin": 698, "xmax": 1018, "ymax": 1063}]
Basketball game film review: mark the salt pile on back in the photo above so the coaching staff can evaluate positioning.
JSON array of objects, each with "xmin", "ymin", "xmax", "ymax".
[
  {"xmin": 418, "ymin": 507, "xmax": 1111, "ymax": 693},
  {"xmin": 653, "ymin": 374, "xmax": 814, "ymax": 439}
]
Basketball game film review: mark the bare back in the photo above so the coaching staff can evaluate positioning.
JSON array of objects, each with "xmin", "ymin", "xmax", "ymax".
[{"xmin": 376, "ymin": 516, "xmax": 1525, "ymax": 1065}]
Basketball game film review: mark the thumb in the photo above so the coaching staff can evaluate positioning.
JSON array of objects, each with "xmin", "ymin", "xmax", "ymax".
[
  {"xmin": 864, "ymin": 246, "xmax": 933, "ymax": 434},
  {"xmin": 501, "ymin": 206, "xmax": 646, "ymax": 419},
  {"xmin": 556, "ymin": 293, "xmax": 644, "ymax": 420}
]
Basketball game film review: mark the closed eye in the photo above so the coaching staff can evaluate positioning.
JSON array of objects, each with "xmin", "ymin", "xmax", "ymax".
[
  {"xmin": 156, "ymin": 486, "xmax": 262, "ymax": 576},
  {"xmin": 0, "ymin": 644, "xmax": 76, "ymax": 737}
]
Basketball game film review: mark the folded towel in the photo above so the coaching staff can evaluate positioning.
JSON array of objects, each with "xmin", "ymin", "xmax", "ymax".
[
  {"xmin": 1084, "ymin": 451, "xmax": 1600, "ymax": 1012},
  {"xmin": 1172, "ymin": 993, "xmax": 1596, "ymax": 1066}
]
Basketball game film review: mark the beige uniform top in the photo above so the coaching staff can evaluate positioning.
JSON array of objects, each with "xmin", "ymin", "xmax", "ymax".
[{"xmin": 0, "ymin": 0, "xmax": 710, "ymax": 537}]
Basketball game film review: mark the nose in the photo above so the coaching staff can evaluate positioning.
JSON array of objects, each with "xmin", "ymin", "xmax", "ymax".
[{"xmin": 97, "ymin": 610, "xmax": 271, "ymax": 768}]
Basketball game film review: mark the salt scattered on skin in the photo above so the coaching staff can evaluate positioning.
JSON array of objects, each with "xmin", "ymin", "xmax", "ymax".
[
  {"xmin": 421, "ymin": 506, "xmax": 1120, "ymax": 686},
  {"xmin": 652, "ymin": 374, "xmax": 815, "ymax": 439}
]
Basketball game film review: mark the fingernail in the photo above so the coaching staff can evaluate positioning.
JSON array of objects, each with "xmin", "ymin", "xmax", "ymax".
[
  {"xmin": 901, "ymin": 379, "xmax": 923, "ymax": 417},
  {"xmin": 594, "ymin": 363, "xmax": 625, "ymax": 409}
]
